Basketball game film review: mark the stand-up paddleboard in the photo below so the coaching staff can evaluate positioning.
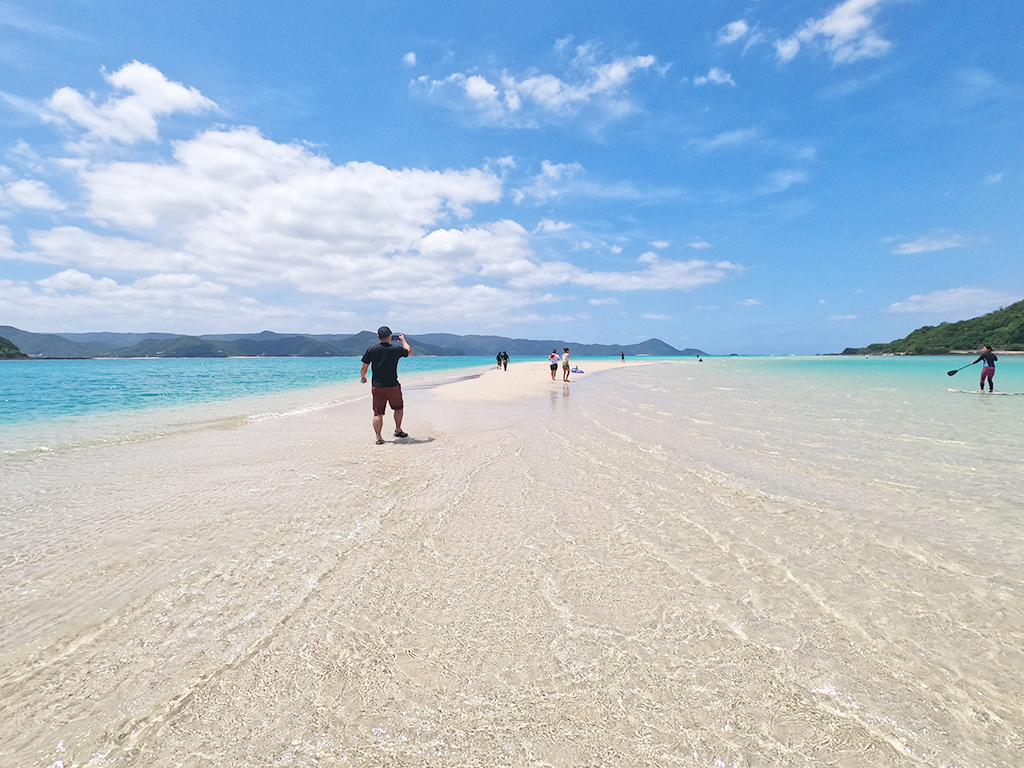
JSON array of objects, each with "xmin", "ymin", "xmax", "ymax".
[{"xmin": 949, "ymin": 388, "xmax": 1024, "ymax": 396}]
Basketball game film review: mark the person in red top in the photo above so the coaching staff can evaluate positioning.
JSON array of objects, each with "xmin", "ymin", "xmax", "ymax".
[
  {"xmin": 973, "ymin": 345, "xmax": 997, "ymax": 393},
  {"xmin": 360, "ymin": 326, "xmax": 411, "ymax": 444}
]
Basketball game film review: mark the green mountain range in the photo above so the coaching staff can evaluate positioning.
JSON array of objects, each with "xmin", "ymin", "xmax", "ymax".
[
  {"xmin": 0, "ymin": 326, "xmax": 706, "ymax": 360},
  {"xmin": 842, "ymin": 299, "xmax": 1024, "ymax": 355}
]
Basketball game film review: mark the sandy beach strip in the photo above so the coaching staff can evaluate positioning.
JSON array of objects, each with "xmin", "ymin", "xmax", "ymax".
[{"xmin": 2, "ymin": 356, "xmax": 1022, "ymax": 767}]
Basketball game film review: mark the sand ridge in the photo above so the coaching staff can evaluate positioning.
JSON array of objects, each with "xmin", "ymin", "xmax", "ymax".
[{"xmin": 428, "ymin": 357, "xmax": 654, "ymax": 402}]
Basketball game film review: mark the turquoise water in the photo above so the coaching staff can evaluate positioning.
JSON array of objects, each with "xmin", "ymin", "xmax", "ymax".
[
  {"xmin": 0, "ymin": 355, "xmax": 501, "ymax": 425},
  {"xmin": 4, "ymin": 354, "xmax": 1021, "ymax": 426},
  {"xmin": 2, "ymin": 354, "xmax": 1020, "ymax": 460}
]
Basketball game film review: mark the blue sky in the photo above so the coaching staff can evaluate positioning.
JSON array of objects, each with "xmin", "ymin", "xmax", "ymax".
[{"xmin": 1, "ymin": 0, "xmax": 1021, "ymax": 354}]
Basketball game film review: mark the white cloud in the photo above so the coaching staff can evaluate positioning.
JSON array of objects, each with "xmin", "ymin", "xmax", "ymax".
[
  {"xmin": 513, "ymin": 159, "xmax": 675, "ymax": 205},
  {"xmin": 403, "ymin": 52, "xmax": 417, "ymax": 66},
  {"xmin": 777, "ymin": 0, "xmax": 895, "ymax": 65},
  {"xmin": 686, "ymin": 238, "xmax": 711, "ymax": 249},
  {"xmin": 414, "ymin": 42, "xmax": 657, "ymax": 127},
  {"xmin": 688, "ymin": 128, "xmax": 758, "ymax": 153},
  {"xmin": 888, "ymin": 288, "xmax": 1023, "ymax": 316},
  {"xmin": 651, "ymin": 240, "xmax": 670, "ymax": 249},
  {"xmin": 953, "ymin": 68, "xmax": 1012, "ymax": 107},
  {"xmin": 0, "ymin": 268, "xmax": 300, "ymax": 333},
  {"xmin": 533, "ymin": 219, "xmax": 573, "ymax": 233},
  {"xmin": 829, "ymin": 314, "xmax": 858, "ymax": 320},
  {"xmin": 24, "ymin": 226, "xmax": 194, "ymax": 271},
  {"xmin": 892, "ymin": 234, "xmax": 966, "ymax": 254},
  {"xmin": 738, "ymin": 298, "xmax": 761, "ymax": 306},
  {"xmin": 760, "ymin": 169, "xmax": 808, "ymax": 194},
  {"xmin": 2, "ymin": 179, "xmax": 65, "ymax": 210},
  {"xmin": 984, "ymin": 173, "xmax": 1005, "ymax": 185},
  {"xmin": 718, "ymin": 20, "xmax": 750, "ymax": 45},
  {"xmin": 642, "ymin": 313, "xmax": 672, "ymax": 320},
  {"xmin": 44, "ymin": 61, "xmax": 216, "ymax": 147},
  {"xmin": 589, "ymin": 297, "xmax": 619, "ymax": 306},
  {"xmin": 775, "ymin": 38, "xmax": 802, "ymax": 62},
  {"xmin": 0, "ymin": 224, "xmax": 16, "ymax": 254},
  {"xmin": 3, "ymin": 63, "xmax": 746, "ymax": 330},
  {"xmin": 694, "ymin": 68, "xmax": 735, "ymax": 86},
  {"xmin": 574, "ymin": 257, "xmax": 744, "ymax": 291}
]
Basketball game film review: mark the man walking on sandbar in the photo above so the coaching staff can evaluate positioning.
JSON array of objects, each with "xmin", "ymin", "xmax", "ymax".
[{"xmin": 360, "ymin": 326, "xmax": 411, "ymax": 444}]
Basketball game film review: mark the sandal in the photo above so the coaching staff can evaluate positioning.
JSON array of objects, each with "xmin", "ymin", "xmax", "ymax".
[
  {"xmin": 393, "ymin": 429, "xmax": 409, "ymax": 438},
  {"xmin": 375, "ymin": 436, "xmax": 384, "ymax": 445}
]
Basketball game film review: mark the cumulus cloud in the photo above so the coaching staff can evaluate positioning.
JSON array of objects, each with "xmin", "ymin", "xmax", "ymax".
[
  {"xmin": 413, "ymin": 41, "xmax": 657, "ymax": 127},
  {"xmin": 3, "ymin": 63, "xmax": 746, "ymax": 330},
  {"xmin": 718, "ymin": 20, "xmax": 750, "ymax": 45},
  {"xmin": 694, "ymin": 68, "xmax": 735, "ymax": 86},
  {"xmin": 589, "ymin": 297, "xmax": 619, "ymax": 305},
  {"xmin": 44, "ymin": 61, "xmax": 216, "ymax": 147},
  {"xmin": 1, "ymin": 179, "xmax": 65, "ymax": 209},
  {"xmin": 403, "ymin": 52, "xmax": 416, "ymax": 66},
  {"xmin": 777, "ymin": 0, "xmax": 895, "ymax": 65},
  {"xmin": 24, "ymin": 226, "xmax": 194, "ymax": 271},
  {"xmin": 686, "ymin": 238, "xmax": 711, "ymax": 249},
  {"xmin": 0, "ymin": 268, "xmax": 302, "ymax": 332},
  {"xmin": 892, "ymin": 234, "xmax": 966, "ymax": 254},
  {"xmin": 888, "ymin": 288, "xmax": 1023, "ymax": 316}
]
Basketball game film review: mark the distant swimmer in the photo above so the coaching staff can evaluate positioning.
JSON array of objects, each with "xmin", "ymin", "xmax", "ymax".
[
  {"xmin": 974, "ymin": 345, "xmax": 998, "ymax": 392},
  {"xmin": 360, "ymin": 326, "xmax": 411, "ymax": 445},
  {"xmin": 549, "ymin": 349, "xmax": 559, "ymax": 380}
]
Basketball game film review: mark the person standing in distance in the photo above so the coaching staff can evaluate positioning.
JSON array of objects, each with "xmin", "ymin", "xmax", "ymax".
[
  {"xmin": 361, "ymin": 326, "xmax": 411, "ymax": 444},
  {"xmin": 562, "ymin": 347, "xmax": 571, "ymax": 382},
  {"xmin": 974, "ymin": 345, "xmax": 997, "ymax": 393},
  {"xmin": 548, "ymin": 349, "xmax": 559, "ymax": 380}
]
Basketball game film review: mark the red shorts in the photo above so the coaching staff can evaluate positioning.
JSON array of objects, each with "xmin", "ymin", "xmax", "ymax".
[{"xmin": 371, "ymin": 385, "xmax": 403, "ymax": 416}]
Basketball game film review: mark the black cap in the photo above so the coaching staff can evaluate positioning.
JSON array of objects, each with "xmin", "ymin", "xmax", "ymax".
[{"xmin": 377, "ymin": 326, "xmax": 392, "ymax": 339}]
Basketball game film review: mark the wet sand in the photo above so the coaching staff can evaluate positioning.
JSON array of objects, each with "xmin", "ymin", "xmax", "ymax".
[{"xmin": 2, "ymin": 359, "xmax": 1022, "ymax": 767}]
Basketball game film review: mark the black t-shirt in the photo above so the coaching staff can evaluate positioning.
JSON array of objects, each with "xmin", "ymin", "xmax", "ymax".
[
  {"xmin": 361, "ymin": 342, "xmax": 409, "ymax": 387},
  {"xmin": 977, "ymin": 351, "xmax": 997, "ymax": 367}
]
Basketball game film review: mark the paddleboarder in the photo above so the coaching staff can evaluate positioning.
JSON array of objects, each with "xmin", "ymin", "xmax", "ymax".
[{"xmin": 973, "ymin": 345, "xmax": 997, "ymax": 392}]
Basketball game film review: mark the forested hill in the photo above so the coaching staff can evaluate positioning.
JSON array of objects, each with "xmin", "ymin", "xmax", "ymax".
[
  {"xmin": 0, "ymin": 335, "xmax": 29, "ymax": 359},
  {"xmin": 843, "ymin": 299, "xmax": 1024, "ymax": 355}
]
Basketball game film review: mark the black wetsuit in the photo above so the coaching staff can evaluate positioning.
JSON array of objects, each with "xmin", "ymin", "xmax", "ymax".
[{"xmin": 974, "ymin": 350, "xmax": 997, "ymax": 391}]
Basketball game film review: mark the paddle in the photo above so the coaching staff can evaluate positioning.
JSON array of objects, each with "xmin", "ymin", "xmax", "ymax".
[{"xmin": 947, "ymin": 361, "xmax": 977, "ymax": 376}]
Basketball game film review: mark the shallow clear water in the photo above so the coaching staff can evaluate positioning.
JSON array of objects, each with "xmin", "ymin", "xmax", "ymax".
[
  {"xmin": 0, "ymin": 355, "xmax": 502, "ymax": 424},
  {"xmin": 1, "ymin": 356, "xmax": 1022, "ymax": 767}
]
